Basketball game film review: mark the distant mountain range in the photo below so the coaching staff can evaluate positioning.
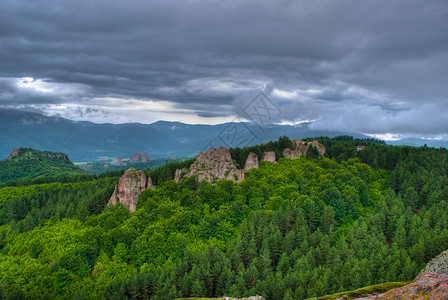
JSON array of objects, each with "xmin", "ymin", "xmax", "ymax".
[{"xmin": 0, "ymin": 108, "xmax": 446, "ymax": 162}]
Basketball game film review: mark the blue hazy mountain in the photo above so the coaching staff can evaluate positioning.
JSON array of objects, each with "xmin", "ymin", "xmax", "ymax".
[{"xmin": 0, "ymin": 109, "xmax": 446, "ymax": 162}]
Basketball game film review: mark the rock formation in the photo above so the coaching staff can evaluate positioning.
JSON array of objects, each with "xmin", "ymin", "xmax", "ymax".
[
  {"xmin": 174, "ymin": 168, "xmax": 184, "ymax": 183},
  {"xmin": 129, "ymin": 153, "xmax": 149, "ymax": 163},
  {"xmin": 109, "ymin": 168, "xmax": 147, "ymax": 213},
  {"xmin": 147, "ymin": 177, "xmax": 155, "ymax": 190},
  {"xmin": 262, "ymin": 151, "xmax": 276, "ymax": 162},
  {"xmin": 308, "ymin": 140, "xmax": 326, "ymax": 155},
  {"xmin": 7, "ymin": 148, "xmax": 20, "ymax": 159},
  {"xmin": 184, "ymin": 147, "xmax": 244, "ymax": 183},
  {"xmin": 115, "ymin": 157, "xmax": 125, "ymax": 166},
  {"xmin": 283, "ymin": 139, "xmax": 326, "ymax": 159},
  {"xmin": 244, "ymin": 152, "xmax": 259, "ymax": 172}
]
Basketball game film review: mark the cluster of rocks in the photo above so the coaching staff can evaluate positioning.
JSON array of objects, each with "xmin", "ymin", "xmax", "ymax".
[
  {"xmin": 109, "ymin": 168, "xmax": 155, "ymax": 213},
  {"xmin": 174, "ymin": 141, "xmax": 325, "ymax": 184},
  {"xmin": 176, "ymin": 148, "xmax": 283, "ymax": 184},
  {"xmin": 114, "ymin": 153, "xmax": 149, "ymax": 166},
  {"xmin": 115, "ymin": 157, "xmax": 125, "ymax": 166},
  {"xmin": 109, "ymin": 142, "xmax": 326, "ymax": 212},
  {"xmin": 283, "ymin": 139, "xmax": 326, "ymax": 159},
  {"xmin": 129, "ymin": 153, "xmax": 149, "ymax": 163}
]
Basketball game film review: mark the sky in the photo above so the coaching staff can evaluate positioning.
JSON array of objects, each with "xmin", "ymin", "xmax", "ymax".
[{"xmin": 1, "ymin": 0, "xmax": 447, "ymax": 140}]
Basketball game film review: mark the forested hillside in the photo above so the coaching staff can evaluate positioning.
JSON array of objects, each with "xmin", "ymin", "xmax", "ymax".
[
  {"xmin": 0, "ymin": 137, "xmax": 447, "ymax": 299},
  {"xmin": 0, "ymin": 148, "xmax": 85, "ymax": 183}
]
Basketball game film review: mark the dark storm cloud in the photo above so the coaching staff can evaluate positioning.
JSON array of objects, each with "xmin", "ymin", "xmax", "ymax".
[{"xmin": 0, "ymin": 0, "xmax": 447, "ymax": 135}]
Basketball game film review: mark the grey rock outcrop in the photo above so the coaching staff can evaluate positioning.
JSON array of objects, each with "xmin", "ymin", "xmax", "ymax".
[
  {"xmin": 244, "ymin": 152, "xmax": 259, "ymax": 172},
  {"xmin": 174, "ymin": 168, "xmax": 185, "ymax": 183},
  {"xmin": 115, "ymin": 157, "xmax": 125, "ymax": 166},
  {"xmin": 262, "ymin": 151, "xmax": 276, "ymax": 162},
  {"xmin": 283, "ymin": 139, "xmax": 326, "ymax": 159},
  {"xmin": 109, "ymin": 168, "xmax": 147, "ymax": 213},
  {"xmin": 129, "ymin": 153, "xmax": 149, "ymax": 163},
  {"xmin": 6, "ymin": 148, "xmax": 20, "ymax": 160},
  {"xmin": 185, "ymin": 147, "xmax": 244, "ymax": 183},
  {"xmin": 147, "ymin": 176, "xmax": 155, "ymax": 190}
]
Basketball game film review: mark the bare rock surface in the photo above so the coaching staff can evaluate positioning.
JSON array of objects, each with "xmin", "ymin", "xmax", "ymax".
[
  {"xmin": 174, "ymin": 168, "xmax": 186, "ymax": 183},
  {"xmin": 129, "ymin": 153, "xmax": 149, "ymax": 163},
  {"xmin": 115, "ymin": 157, "xmax": 125, "ymax": 166},
  {"xmin": 147, "ymin": 176, "xmax": 155, "ymax": 190},
  {"xmin": 244, "ymin": 152, "xmax": 259, "ymax": 172},
  {"xmin": 262, "ymin": 151, "xmax": 276, "ymax": 162},
  {"xmin": 6, "ymin": 148, "xmax": 20, "ymax": 159},
  {"xmin": 283, "ymin": 139, "xmax": 326, "ymax": 159},
  {"xmin": 185, "ymin": 147, "xmax": 244, "ymax": 183},
  {"xmin": 109, "ymin": 168, "xmax": 147, "ymax": 213}
]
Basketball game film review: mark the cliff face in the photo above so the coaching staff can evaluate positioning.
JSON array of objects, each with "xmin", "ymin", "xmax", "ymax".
[
  {"xmin": 283, "ymin": 139, "xmax": 326, "ymax": 159},
  {"xmin": 109, "ymin": 168, "xmax": 148, "ymax": 213},
  {"xmin": 184, "ymin": 147, "xmax": 244, "ymax": 183}
]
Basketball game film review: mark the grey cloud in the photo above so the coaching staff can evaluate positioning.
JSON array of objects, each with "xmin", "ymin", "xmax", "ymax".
[{"xmin": 0, "ymin": 0, "xmax": 447, "ymax": 137}]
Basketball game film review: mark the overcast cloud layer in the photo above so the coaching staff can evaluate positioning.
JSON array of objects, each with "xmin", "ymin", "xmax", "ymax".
[{"xmin": 1, "ymin": 0, "xmax": 447, "ymax": 139}]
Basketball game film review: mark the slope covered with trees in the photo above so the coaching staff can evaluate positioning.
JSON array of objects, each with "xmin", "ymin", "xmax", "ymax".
[
  {"xmin": 0, "ymin": 148, "xmax": 85, "ymax": 183},
  {"xmin": 0, "ymin": 137, "xmax": 447, "ymax": 299}
]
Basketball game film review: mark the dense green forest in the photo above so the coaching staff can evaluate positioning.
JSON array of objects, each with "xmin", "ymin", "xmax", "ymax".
[
  {"xmin": 0, "ymin": 137, "xmax": 447, "ymax": 299},
  {"xmin": 0, "ymin": 148, "xmax": 85, "ymax": 183}
]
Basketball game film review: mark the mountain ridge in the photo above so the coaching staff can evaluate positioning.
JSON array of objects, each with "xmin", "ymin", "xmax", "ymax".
[{"xmin": 1, "ymin": 108, "xmax": 446, "ymax": 162}]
